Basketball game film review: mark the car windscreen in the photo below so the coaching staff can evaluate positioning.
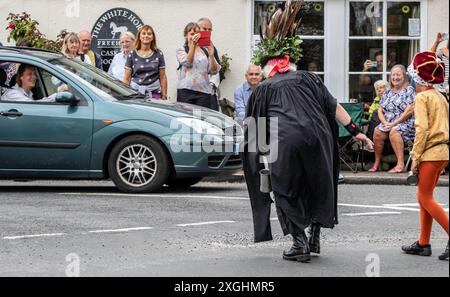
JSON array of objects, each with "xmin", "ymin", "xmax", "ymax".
[{"xmin": 45, "ymin": 56, "xmax": 147, "ymax": 101}]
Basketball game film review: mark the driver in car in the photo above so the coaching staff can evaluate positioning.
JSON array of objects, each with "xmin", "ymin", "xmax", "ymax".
[{"xmin": 1, "ymin": 64, "xmax": 67, "ymax": 102}]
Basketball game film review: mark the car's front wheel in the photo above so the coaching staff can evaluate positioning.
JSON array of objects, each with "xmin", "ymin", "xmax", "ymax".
[{"xmin": 108, "ymin": 135, "xmax": 170, "ymax": 193}]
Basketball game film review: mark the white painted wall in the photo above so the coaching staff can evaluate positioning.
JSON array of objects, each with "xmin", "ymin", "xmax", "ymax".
[
  {"xmin": 1, "ymin": 0, "xmax": 448, "ymax": 104},
  {"xmin": 427, "ymin": 0, "xmax": 449, "ymax": 51},
  {"xmin": 0, "ymin": 0, "xmax": 251, "ymax": 103}
]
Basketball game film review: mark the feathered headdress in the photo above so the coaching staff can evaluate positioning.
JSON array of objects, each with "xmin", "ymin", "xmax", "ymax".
[{"xmin": 252, "ymin": 0, "xmax": 304, "ymax": 67}]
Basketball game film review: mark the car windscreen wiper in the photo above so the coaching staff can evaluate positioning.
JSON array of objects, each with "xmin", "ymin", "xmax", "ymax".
[{"xmin": 118, "ymin": 93, "xmax": 149, "ymax": 100}]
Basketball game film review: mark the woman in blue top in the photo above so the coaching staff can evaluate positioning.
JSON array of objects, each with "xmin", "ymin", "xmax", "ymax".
[{"xmin": 123, "ymin": 25, "xmax": 167, "ymax": 100}]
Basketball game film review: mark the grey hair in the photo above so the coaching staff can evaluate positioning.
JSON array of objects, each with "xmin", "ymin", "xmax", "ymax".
[
  {"xmin": 198, "ymin": 17, "xmax": 212, "ymax": 23},
  {"xmin": 61, "ymin": 32, "xmax": 80, "ymax": 56},
  {"xmin": 78, "ymin": 30, "xmax": 91, "ymax": 38},
  {"xmin": 120, "ymin": 31, "xmax": 136, "ymax": 41},
  {"xmin": 247, "ymin": 64, "xmax": 262, "ymax": 73},
  {"xmin": 389, "ymin": 64, "xmax": 408, "ymax": 88},
  {"xmin": 374, "ymin": 80, "xmax": 390, "ymax": 90}
]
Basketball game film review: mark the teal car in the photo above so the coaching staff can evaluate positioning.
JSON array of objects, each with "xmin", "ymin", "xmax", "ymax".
[{"xmin": 0, "ymin": 47, "xmax": 243, "ymax": 192}]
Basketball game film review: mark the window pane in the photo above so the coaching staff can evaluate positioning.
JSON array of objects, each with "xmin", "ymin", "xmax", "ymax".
[
  {"xmin": 41, "ymin": 70, "xmax": 59, "ymax": 95},
  {"xmin": 297, "ymin": 39, "xmax": 324, "ymax": 72},
  {"xmin": 296, "ymin": 2, "xmax": 324, "ymax": 36},
  {"xmin": 349, "ymin": 1, "xmax": 383, "ymax": 37},
  {"xmin": 254, "ymin": 1, "xmax": 285, "ymax": 36},
  {"xmin": 349, "ymin": 40, "xmax": 383, "ymax": 72},
  {"xmin": 387, "ymin": 2, "xmax": 421, "ymax": 36},
  {"xmin": 387, "ymin": 40, "xmax": 420, "ymax": 71},
  {"xmin": 349, "ymin": 74, "xmax": 382, "ymax": 103},
  {"xmin": 40, "ymin": 69, "xmax": 86, "ymax": 104},
  {"xmin": 254, "ymin": 1, "xmax": 325, "ymax": 36}
]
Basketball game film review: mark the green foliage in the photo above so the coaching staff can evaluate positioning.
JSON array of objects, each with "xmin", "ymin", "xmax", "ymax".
[
  {"xmin": 219, "ymin": 53, "xmax": 232, "ymax": 73},
  {"xmin": 6, "ymin": 12, "xmax": 67, "ymax": 51},
  {"xmin": 252, "ymin": 36, "xmax": 303, "ymax": 66}
]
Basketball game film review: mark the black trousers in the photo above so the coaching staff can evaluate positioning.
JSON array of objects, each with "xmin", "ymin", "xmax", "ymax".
[
  {"xmin": 366, "ymin": 111, "xmax": 381, "ymax": 141},
  {"xmin": 177, "ymin": 89, "xmax": 219, "ymax": 111}
]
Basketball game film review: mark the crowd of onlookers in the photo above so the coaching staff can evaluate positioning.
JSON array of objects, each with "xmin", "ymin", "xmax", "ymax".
[
  {"xmin": 362, "ymin": 33, "xmax": 449, "ymax": 173},
  {"xmin": 1, "ymin": 17, "xmax": 225, "ymax": 109},
  {"xmin": 1, "ymin": 28, "xmax": 448, "ymax": 173},
  {"xmin": 230, "ymin": 32, "xmax": 449, "ymax": 174}
]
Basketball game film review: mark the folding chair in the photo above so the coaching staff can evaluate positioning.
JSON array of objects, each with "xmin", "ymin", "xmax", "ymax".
[
  {"xmin": 337, "ymin": 103, "xmax": 369, "ymax": 173},
  {"xmin": 404, "ymin": 140, "xmax": 414, "ymax": 171}
]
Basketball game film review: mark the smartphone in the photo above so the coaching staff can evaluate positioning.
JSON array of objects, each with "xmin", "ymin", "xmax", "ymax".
[
  {"xmin": 197, "ymin": 31, "xmax": 211, "ymax": 47},
  {"xmin": 442, "ymin": 33, "xmax": 449, "ymax": 41}
]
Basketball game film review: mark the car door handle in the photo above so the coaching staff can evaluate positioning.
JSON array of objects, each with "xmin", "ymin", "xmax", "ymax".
[{"xmin": 0, "ymin": 110, "xmax": 23, "ymax": 117}]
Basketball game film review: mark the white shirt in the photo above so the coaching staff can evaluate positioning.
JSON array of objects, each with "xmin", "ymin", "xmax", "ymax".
[
  {"xmin": 108, "ymin": 52, "xmax": 127, "ymax": 81},
  {"xmin": 78, "ymin": 54, "xmax": 92, "ymax": 65},
  {"xmin": 1, "ymin": 85, "xmax": 56, "ymax": 102}
]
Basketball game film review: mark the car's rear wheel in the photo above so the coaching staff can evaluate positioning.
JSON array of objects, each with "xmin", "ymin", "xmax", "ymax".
[
  {"xmin": 166, "ymin": 177, "xmax": 203, "ymax": 188},
  {"xmin": 108, "ymin": 135, "xmax": 170, "ymax": 193}
]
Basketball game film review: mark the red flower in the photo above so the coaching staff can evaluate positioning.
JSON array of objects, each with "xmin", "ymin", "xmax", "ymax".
[{"xmin": 8, "ymin": 22, "xmax": 15, "ymax": 30}]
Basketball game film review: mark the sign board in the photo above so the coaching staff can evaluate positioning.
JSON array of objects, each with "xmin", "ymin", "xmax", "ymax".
[
  {"xmin": 91, "ymin": 8, "xmax": 144, "ymax": 71},
  {"xmin": 408, "ymin": 18, "xmax": 420, "ymax": 37}
]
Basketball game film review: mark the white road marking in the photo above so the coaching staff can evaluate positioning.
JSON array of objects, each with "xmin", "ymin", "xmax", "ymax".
[
  {"xmin": 3, "ymin": 233, "xmax": 66, "ymax": 240},
  {"xmin": 339, "ymin": 203, "xmax": 419, "ymax": 212},
  {"xmin": 60, "ymin": 193, "xmax": 249, "ymax": 200},
  {"xmin": 342, "ymin": 211, "xmax": 402, "ymax": 217},
  {"xmin": 176, "ymin": 221, "xmax": 235, "ymax": 227},
  {"xmin": 88, "ymin": 227, "xmax": 154, "ymax": 234}
]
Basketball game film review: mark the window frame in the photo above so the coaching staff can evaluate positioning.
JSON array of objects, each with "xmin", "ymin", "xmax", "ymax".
[
  {"xmin": 345, "ymin": 0, "xmax": 427, "ymax": 102},
  {"xmin": 250, "ymin": 0, "xmax": 428, "ymax": 102},
  {"xmin": 251, "ymin": 0, "xmax": 326, "ymax": 78}
]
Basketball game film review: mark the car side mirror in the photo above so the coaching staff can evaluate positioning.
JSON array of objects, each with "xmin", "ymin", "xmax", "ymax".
[{"xmin": 55, "ymin": 92, "xmax": 80, "ymax": 106}]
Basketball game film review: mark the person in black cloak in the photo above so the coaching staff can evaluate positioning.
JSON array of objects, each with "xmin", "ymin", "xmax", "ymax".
[{"xmin": 243, "ymin": 0, "xmax": 374, "ymax": 263}]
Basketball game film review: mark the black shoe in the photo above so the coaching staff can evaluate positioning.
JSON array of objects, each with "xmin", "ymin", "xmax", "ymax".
[
  {"xmin": 401, "ymin": 241, "xmax": 432, "ymax": 256},
  {"xmin": 439, "ymin": 241, "xmax": 449, "ymax": 261},
  {"xmin": 283, "ymin": 232, "xmax": 311, "ymax": 263},
  {"xmin": 307, "ymin": 223, "xmax": 321, "ymax": 254}
]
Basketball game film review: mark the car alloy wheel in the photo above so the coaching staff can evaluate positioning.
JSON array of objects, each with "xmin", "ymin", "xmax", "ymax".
[
  {"xmin": 117, "ymin": 144, "xmax": 157, "ymax": 187},
  {"xmin": 108, "ymin": 135, "xmax": 170, "ymax": 193}
]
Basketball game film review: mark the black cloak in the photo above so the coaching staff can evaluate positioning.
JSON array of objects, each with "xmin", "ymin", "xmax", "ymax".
[{"xmin": 242, "ymin": 71, "xmax": 340, "ymax": 243}]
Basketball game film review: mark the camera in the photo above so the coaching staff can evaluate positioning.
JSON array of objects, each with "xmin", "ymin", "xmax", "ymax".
[
  {"xmin": 406, "ymin": 171, "xmax": 419, "ymax": 186},
  {"xmin": 442, "ymin": 33, "xmax": 449, "ymax": 41},
  {"xmin": 370, "ymin": 61, "xmax": 378, "ymax": 68}
]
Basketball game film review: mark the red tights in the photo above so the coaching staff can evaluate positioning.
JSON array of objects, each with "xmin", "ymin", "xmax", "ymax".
[{"xmin": 417, "ymin": 161, "xmax": 449, "ymax": 246}]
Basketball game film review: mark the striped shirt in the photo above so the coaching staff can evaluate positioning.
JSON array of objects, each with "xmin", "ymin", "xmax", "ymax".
[{"xmin": 436, "ymin": 50, "xmax": 449, "ymax": 94}]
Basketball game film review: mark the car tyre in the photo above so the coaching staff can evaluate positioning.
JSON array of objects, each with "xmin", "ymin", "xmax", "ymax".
[{"xmin": 108, "ymin": 135, "xmax": 170, "ymax": 193}]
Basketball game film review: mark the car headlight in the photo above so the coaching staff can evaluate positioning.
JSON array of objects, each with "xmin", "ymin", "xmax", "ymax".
[{"xmin": 175, "ymin": 118, "xmax": 224, "ymax": 136}]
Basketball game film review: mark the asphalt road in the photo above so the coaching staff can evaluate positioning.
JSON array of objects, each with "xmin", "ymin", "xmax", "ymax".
[{"xmin": 0, "ymin": 180, "xmax": 448, "ymax": 277}]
